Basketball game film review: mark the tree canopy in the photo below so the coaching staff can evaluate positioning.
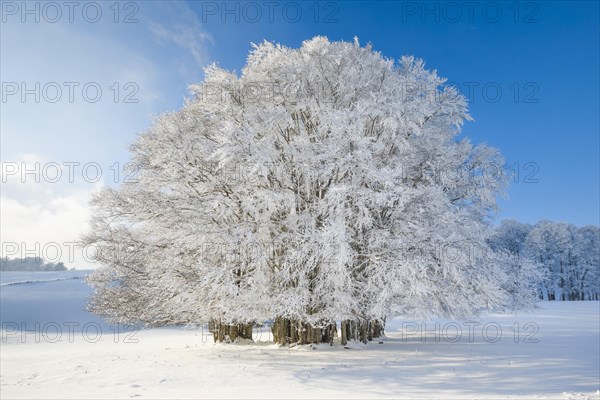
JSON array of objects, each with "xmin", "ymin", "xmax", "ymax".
[{"xmin": 83, "ymin": 37, "xmax": 538, "ymax": 344}]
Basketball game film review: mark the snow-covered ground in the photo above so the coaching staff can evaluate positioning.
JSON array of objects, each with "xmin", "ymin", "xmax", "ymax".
[{"xmin": 1, "ymin": 271, "xmax": 598, "ymax": 399}]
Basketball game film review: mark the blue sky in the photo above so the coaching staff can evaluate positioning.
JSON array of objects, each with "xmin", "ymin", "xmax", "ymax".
[
  {"xmin": 1, "ymin": 1, "xmax": 598, "ymax": 267},
  {"xmin": 197, "ymin": 0, "xmax": 600, "ymax": 227}
]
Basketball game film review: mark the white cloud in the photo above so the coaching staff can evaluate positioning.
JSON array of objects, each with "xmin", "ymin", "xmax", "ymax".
[
  {"xmin": 1, "ymin": 190, "xmax": 97, "ymax": 270},
  {"xmin": 0, "ymin": 3, "xmax": 212, "ymax": 269},
  {"xmin": 1, "ymin": 154, "xmax": 103, "ymax": 268}
]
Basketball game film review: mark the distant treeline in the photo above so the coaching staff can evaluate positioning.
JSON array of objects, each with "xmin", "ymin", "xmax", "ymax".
[
  {"xmin": 0, "ymin": 257, "xmax": 67, "ymax": 271},
  {"xmin": 490, "ymin": 220, "xmax": 600, "ymax": 301}
]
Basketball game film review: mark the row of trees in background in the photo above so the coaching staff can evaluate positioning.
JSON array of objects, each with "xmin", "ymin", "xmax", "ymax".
[
  {"xmin": 0, "ymin": 257, "xmax": 67, "ymax": 272},
  {"xmin": 489, "ymin": 220, "xmax": 600, "ymax": 301},
  {"xmin": 84, "ymin": 37, "xmax": 540, "ymax": 346}
]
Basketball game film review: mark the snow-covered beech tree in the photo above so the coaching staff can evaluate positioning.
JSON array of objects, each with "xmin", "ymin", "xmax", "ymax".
[{"xmin": 83, "ymin": 37, "xmax": 534, "ymax": 345}]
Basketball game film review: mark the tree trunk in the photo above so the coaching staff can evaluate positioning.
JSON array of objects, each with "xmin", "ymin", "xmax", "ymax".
[
  {"xmin": 290, "ymin": 320, "xmax": 299, "ymax": 343},
  {"xmin": 272, "ymin": 317, "xmax": 287, "ymax": 345},
  {"xmin": 212, "ymin": 320, "xmax": 254, "ymax": 343},
  {"xmin": 329, "ymin": 323, "xmax": 336, "ymax": 346},
  {"xmin": 271, "ymin": 318, "xmax": 341, "ymax": 345},
  {"xmin": 218, "ymin": 323, "xmax": 228, "ymax": 342},
  {"xmin": 371, "ymin": 318, "xmax": 385, "ymax": 338},
  {"xmin": 348, "ymin": 320, "xmax": 356, "ymax": 341},
  {"xmin": 312, "ymin": 325, "xmax": 320, "ymax": 344},
  {"xmin": 320, "ymin": 322, "xmax": 336, "ymax": 346},
  {"xmin": 229, "ymin": 324, "xmax": 239, "ymax": 342},
  {"xmin": 282, "ymin": 318, "xmax": 290, "ymax": 344},
  {"xmin": 359, "ymin": 321, "xmax": 368, "ymax": 344},
  {"xmin": 242, "ymin": 323, "xmax": 253, "ymax": 339}
]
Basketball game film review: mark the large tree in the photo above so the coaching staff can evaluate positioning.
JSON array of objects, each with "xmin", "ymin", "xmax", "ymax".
[{"xmin": 84, "ymin": 37, "xmax": 534, "ymax": 345}]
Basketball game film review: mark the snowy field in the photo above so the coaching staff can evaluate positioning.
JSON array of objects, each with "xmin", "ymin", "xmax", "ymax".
[{"xmin": 1, "ymin": 271, "xmax": 598, "ymax": 399}]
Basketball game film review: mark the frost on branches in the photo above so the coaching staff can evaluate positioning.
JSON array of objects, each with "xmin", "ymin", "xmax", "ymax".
[
  {"xmin": 490, "ymin": 220, "xmax": 600, "ymax": 301},
  {"xmin": 83, "ymin": 37, "xmax": 537, "ymax": 346}
]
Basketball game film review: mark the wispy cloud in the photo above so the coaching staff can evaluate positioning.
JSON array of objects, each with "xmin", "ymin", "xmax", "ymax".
[{"xmin": 147, "ymin": 1, "xmax": 213, "ymax": 70}]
